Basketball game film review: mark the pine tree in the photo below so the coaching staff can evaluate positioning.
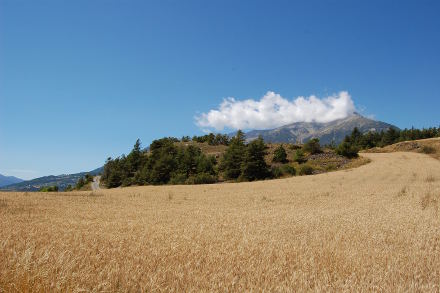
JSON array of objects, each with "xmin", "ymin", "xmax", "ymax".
[
  {"xmin": 350, "ymin": 127, "xmax": 362, "ymax": 146},
  {"xmin": 219, "ymin": 130, "xmax": 246, "ymax": 180},
  {"xmin": 241, "ymin": 136, "xmax": 270, "ymax": 181},
  {"xmin": 336, "ymin": 138, "xmax": 359, "ymax": 158},
  {"xmin": 303, "ymin": 138, "xmax": 322, "ymax": 154},
  {"xmin": 294, "ymin": 149, "xmax": 306, "ymax": 163},
  {"xmin": 75, "ymin": 177, "xmax": 85, "ymax": 189},
  {"xmin": 381, "ymin": 128, "xmax": 399, "ymax": 146},
  {"xmin": 272, "ymin": 144, "xmax": 288, "ymax": 163}
]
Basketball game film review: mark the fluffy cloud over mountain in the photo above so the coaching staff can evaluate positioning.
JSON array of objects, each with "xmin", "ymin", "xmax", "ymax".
[{"xmin": 196, "ymin": 91, "xmax": 356, "ymax": 131}]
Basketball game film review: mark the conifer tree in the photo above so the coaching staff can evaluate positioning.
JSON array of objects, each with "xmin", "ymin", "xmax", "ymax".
[
  {"xmin": 272, "ymin": 144, "xmax": 288, "ymax": 163},
  {"xmin": 241, "ymin": 136, "xmax": 270, "ymax": 181},
  {"xmin": 219, "ymin": 130, "xmax": 246, "ymax": 180}
]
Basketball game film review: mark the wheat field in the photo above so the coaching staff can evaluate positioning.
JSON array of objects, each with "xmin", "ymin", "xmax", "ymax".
[{"xmin": 1, "ymin": 151, "xmax": 440, "ymax": 292}]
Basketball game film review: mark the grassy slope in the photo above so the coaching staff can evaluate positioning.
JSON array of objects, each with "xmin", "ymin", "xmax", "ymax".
[
  {"xmin": 1, "ymin": 150, "xmax": 440, "ymax": 291},
  {"xmin": 364, "ymin": 137, "xmax": 440, "ymax": 160}
]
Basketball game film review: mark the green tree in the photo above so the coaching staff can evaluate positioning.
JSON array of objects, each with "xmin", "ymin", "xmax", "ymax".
[
  {"xmin": 40, "ymin": 185, "xmax": 58, "ymax": 192},
  {"xmin": 219, "ymin": 130, "xmax": 246, "ymax": 180},
  {"xmin": 127, "ymin": 139, "xmax": 143, "ymax": 174},
  {"xmin": 336, "ymin": 138, "xmax": 359, "ymax": 158},
  {"xmin": 350, "ymin": 127, "xmax": 362, "ymax": 146},
  {"xmin": 293, "ymin": 149, "xmax": 306, "ymax": 163},
  {"xmin": 75, "ymin": 177, "xmax": 85, "ymax": 189},
  {"xmin": 150, "ymin": 155, "xmax": 176, "ymax": 184},
  {"xmin": 299, "ymin": 164, "xmax": 314, "ymax": 175},
  {"xmin": 272, "ymin": 144, "xmax": 288, "ymax": 163},
  {"xmin": 241, "ymin": 137, "xmax": 270, "ymax": 181},
  {"xmin": 84, "ymin": 174, "xmax": 93, "ymax": 183},
  {"xmin": 380, "ymin": 128, "xmax": 399, "ymax": 146},
  {"xmin": 303, "ymin": 138, "xmax": 322, "ymax": 154}
]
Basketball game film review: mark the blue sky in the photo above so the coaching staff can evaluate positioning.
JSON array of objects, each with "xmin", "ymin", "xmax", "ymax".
[{"xmin": 1, "ymin": 0, "xmax": 439, "ymax": 179}]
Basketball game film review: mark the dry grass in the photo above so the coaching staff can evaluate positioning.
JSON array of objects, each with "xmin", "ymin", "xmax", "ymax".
[
  {"xmin": 365, "ymin": 137, "xmax": 440, "ymax": 160},
  {"xmin": 1, "ymin": 152, "xmax": 440, "ymax": 291}
]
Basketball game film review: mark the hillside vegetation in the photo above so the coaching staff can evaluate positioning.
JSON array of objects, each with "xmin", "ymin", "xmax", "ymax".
[
  {"xmin": 101, "ymin": 132, "xmax": 366, "ymax": 188},
  {"xmin": 1, "ymin": 151, "xmax": 440, "ymax": 291},
  {"xmin": 101, "ymin": 126, "xmax": 439, "ymax": 189}
]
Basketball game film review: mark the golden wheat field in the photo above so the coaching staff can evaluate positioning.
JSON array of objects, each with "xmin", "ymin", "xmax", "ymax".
[{"xmin": 1, "ymin": 151, "xmax": 440, "ymax": 292}]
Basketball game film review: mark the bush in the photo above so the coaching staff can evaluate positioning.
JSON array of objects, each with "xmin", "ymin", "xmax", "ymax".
[
  {"xmin": 169, "ymin": 173, "xmax": 188, "ymax": 185},
  {"xmin": 298, "ymin": 164, "xmax": 314, "ymax": 175},
  {"xmin": 293, "ymin": 149, "xmax": 306, "ymax": 163},
  {"xmin": 272, "ymin": 145, "xmax": 288, "ymax": 163},
  {"xmin": 420, "ymin": 145, "xmax": 436, "ymax": 154},
  {"xmin": 121, "ymin": 177, "xmax": 133, "ymax": 187},
  {"xmin": 271, "ymin": 166, "xmax": 282, "ymax": 178},
  {"xmin": 324, "ymin": 164, "xmax": 338, "ymax": 171},
  {"xmin": 271, "ymin": 164, "xmax": 296, "ymax": 178},
  {"xmin": 186, "ymin": 173, "xmax": 217, "ymax": 184},
  {"xmin": 303, "ymin": 138, "xmax": 322, "ymax": 154},
  {"xmin": 281, "ymin": 164, "xmax": 296, "ymax": 176},
  {"xmin": 75, "ymin": 177, "xmax": 86, "ymax": 189},
  {"xmin": 336, "ymin": 141, "xmax": 359, "ymax": 158},
  {"xmin": 85, "ymin": 174, "xmax": 94, "ymax": 183},
  {"xmin": 39, "ymin": 185, "xmax": 58, "ymax": 192}
]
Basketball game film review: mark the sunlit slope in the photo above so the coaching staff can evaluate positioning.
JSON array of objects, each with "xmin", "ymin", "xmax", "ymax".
[
  {"xmin": 365, "ymin": 137, "xmax": 440, "ymax": 160},
  {"xmin": 1, "ymin": 151, "xmax": 440, "ymax": 291}
]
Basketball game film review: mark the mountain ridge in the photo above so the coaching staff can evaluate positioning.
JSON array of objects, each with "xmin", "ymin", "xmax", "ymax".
[
  {"xmin": 0, "ymin": 167, "xmax": 103, "ymax": 192},
  {"xmin": 0, "ymin": 174, "xmax": 24, "ymax": 188},
  {"xmin": 242, "ymin": 113, "xmax": 398, "ymax": 145}
]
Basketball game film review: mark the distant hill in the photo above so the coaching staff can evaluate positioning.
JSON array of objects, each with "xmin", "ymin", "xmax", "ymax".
[
  {"xmin": 243, "ymin": 113, "xmax": 398, "ymax": 145},
  {"xmin": 0, "ymin": 174, "xmax": 24, "ymax": 188},
  {"xmin": 0, "ymin": 167, "xmax": 103, "ymax": 192}
]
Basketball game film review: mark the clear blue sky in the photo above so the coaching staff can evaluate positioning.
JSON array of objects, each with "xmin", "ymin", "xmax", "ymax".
[{"xmin": 1, "ymin": 0, "xmax": 439, "ymax": 179}]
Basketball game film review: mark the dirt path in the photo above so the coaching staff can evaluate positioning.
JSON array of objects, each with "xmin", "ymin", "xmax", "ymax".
[{"xmin": 91, "ymin": 176, "xmax": 101, "ymax": 191}]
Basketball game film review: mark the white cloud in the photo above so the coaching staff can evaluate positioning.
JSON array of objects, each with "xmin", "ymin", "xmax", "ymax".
[{"xmin": 196, "ymin": 91, "xmax": 356, "ymax": 131}]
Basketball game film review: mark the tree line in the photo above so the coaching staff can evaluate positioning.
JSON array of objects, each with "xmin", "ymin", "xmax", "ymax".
[
  {"xmin": 336, "ymin": 126, "xmax": 440, "ymax": 158},
  {"xmin": 102, "ymin": 131, "xmax": 279, "ymax": 188},
  {"xmin": 101, "ymin": 126, "xmax": 440, "ymax": 188}
]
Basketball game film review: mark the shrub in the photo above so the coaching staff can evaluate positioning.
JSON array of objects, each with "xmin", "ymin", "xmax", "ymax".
[
  {"xmin": 169, "ymin": 173, "xmax": 187, "ymax": 185},
  {"xmin": 336, "ymin": 141, "xmax": 359, "ymax": 158},
  {"xmin": 85, "ymin": 174, "xmax": 94, "ymax": 183},
  {"xmin": 420, "ymin": 145, "xmax": 436, "ymax": 154},
  {"xmin": 294, "ymin": 149, "xmax": 306, "ymax": 163},
  {"xmin": 186, "ymin": 173, "xmax": 217, "ymax": 184},
  {"xmin": 299, "ymin": 164, "xmax": 314, "ymax": 175},
  {"xmin": 324, "ymin": 164, "xmax": 338, "ymax": 171},
  {"xmin": 271, "ymin": 166, "xmax": 282, "ymax": 178},
  {"xmin": 272, "ymin": 145, "xmax": 288, "ymax": 163},
  {"xmin": 303, "ymin": 138, "xmax": 322, "ymax": 154},
  {"xmin": 281, "ymin": 164, "xmax": 296, "ymax": 176},
  {"xmin": 39, "ymin": 185, "xmax": 58, "ymax": 192},
  {"xmin": 271, "ymin": 164, "xmax": 296, "ymax": 178},
  {"xmin": 121, "ymin": 177, "xmax": 133, "ymax": 187}
]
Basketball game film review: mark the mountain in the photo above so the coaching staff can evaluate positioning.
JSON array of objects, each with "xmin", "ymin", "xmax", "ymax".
[
  {"xmin": 0, "ymin": 174, "xmax": 24, "ymax": 188},
  {"xmin": 243, "ymin": 113, "xmax": 398, "ymax": 145},
  {"xmin": 0, "ymin": 167, "xmax": 103, "ymax": 192}
]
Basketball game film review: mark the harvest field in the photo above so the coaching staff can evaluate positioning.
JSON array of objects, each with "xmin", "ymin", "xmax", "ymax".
[{"xmin": 1, "ymin": 151, "xmax": 440, "ymax": 291}]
